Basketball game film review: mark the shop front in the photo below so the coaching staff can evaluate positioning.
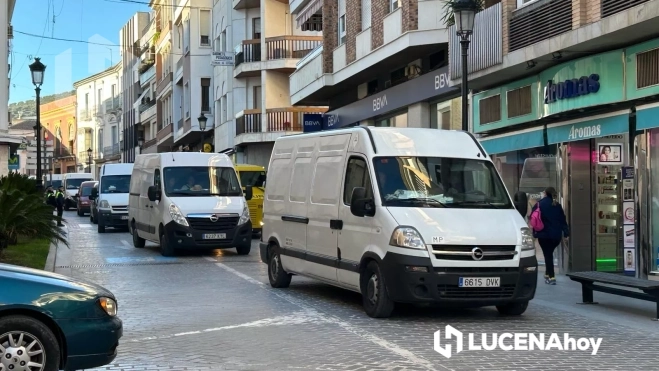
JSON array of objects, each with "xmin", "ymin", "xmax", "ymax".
[{"xmin": 474, "ymin": 47, "xmax": 638, "ymax": 274}]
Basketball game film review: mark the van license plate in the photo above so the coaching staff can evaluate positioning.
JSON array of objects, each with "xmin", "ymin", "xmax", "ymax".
[
  {"xmin": 459, "ymin": 277, "xmax": 500, "ymax": 287},
  {"xmin": 121, "ymin": 216, "xmax": 129, "ymax": 220},
  {"xmin": 203, "ymin": 233, "xmax": 226, "ymax": 240}
]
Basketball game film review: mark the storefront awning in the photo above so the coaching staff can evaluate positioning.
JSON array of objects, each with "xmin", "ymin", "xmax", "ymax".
[
  {"xmin": 479, "ymin": 127, "xmax": 545, "ymax": 155},
  {"xmin": 545, "ymin": 110, "xmax": 629, "ymax": 145},
  {"xmin": 636, "ymin": 103, "xmax": 659, "ymax": 131},
  {"xmin": 296, "ymin": 0, "xmax": 323, "ymax": 28}
]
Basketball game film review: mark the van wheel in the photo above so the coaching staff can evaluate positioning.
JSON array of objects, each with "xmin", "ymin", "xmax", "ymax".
[
  {"xmin": 268, "ymin": 248, "xmax": 291, "ymax": 288},
  {"xmin": 159, "ymin": 228, "xmax": 175, "ymax": 257},
  {"xmin": 361, "ymin": 261, "xmax": 395, "ymax": 318},
  {"xmin": 77, "ymin": 208, "xmax": 83, "ymax": 216},
  {"xmin": 97, "ymin": 220, "xmax": 105, "ymax": 233},
  {"xmin": 236, "ymin": 244, "xmax": 251, "ymax": 255},
  {"xmin": 132, "ymin": 222, "xmax": 145, "ymax": 248},
  {"xmin": 496, "ymin": 301, "xmax": 529, "ymax": 316}
]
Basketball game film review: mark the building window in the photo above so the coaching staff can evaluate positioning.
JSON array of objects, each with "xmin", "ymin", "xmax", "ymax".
[
  {"xmin": 98, "ymin": 129, "xmax": 104, "ymax": 153},
  {"xmin": 184, "ymin": 18, "xmax": 191, "ymax": 54},
  {"xmin": 84, "ymin": 93, "xmax": 89, "ymax": 118},
  {"xmin": 84, "ymin": 128, "xmax": 92, "ymax": 151},
  {"xmin": 220, "ymin": 95, "xmax": 227, "ymax": 123},
  {"xmin": 253, "ymin": 86, "xmax": 262, "ymax": 110},
  {"xmin": 338, "ymin": 0, "xmax": 346, "ymax": 45},
  {"xmin": 177, "ymin": 24, "xmax": 182, "ymax": 49},
  {"xmin": 221, "ymin": 30, "xmax": 227, "ymax": 51},
  {"xmin": 650, "ymin": 130, "xmax": 659, "ymax": 272},
  {"xmin": 517, "ymin": 0, "xmax": 539, "ymax": 8},
  {"xmin": 390, "ymin": 0, "xmax": 400, "ymax": 12},
  {"xmin": 362, "ymin": 0, "xmax": 371, "ymax": 30},
  {"xmin": 252, "ymin": 18, "xmax": 261, "ymax": 39},
  {"xmin": 199, "ymin": 9, "xmax": 210, "ymax": 46},
  {"xmin": 184, "ymin": 82, "xmax": 190, "ymax": 118},
  {"xmin": 111, "ymin": 84, "xmax": 116, "ymax": 99},
  {"xmin": 111, "ymin": 126, "xmax": 118, "ymax": 145},
  {"xmin": 201, "ymin": 78, "xmax": 211, "ymax": 113},
  {"xmin": 375, "ymin": 112, "xmax": 407, "ymax": 127},
  {"xmin": 343, "ymin": 157, "xmax": 373, "ymax": 204}
]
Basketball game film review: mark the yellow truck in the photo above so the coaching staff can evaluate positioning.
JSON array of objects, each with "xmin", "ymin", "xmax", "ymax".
[{"xmin": 234, "ymin": 164, "xmax": 266, "ymax": 235}]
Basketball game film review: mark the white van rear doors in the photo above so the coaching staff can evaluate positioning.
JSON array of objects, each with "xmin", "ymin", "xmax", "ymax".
[{"xmin": 305, "ymin": 134, "xmax": 351, "ymax": 282}]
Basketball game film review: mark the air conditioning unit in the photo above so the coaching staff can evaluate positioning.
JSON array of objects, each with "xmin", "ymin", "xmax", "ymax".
[{"xmin": 405, "ymin": 65, "xmax": 421, "ymax": 77}]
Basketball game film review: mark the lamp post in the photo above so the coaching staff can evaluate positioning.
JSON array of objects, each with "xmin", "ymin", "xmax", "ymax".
[
  {"xmin": 198, "ymin": 113, "xmax": 208, "ymax": 152},
  {"xmin": 137, "ymin": 136, "xmax": 144, "ymax": 154},
  {"xmin": 87, "ymin": 148, "xmax": 93, "ymax": 173},
  {"xmin": 452, "ymin": 0, "xmax": 478, "ymax": 132},
  {"xmin": 29, "ymin": 57, "xmax": 46, "ymax": 189}
]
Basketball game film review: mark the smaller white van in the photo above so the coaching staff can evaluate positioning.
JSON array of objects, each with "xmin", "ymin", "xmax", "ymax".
[
  {"xmin": 260, "ymin": 127, "xmax": 536, "ymax": 318},
  {"xmin": 90, "ymin": 163, "xmax": 133, "ymax": 233},
  {"xmin": 62, "ymin": 173, "xmax": 94, "ymax": 210},
  {"xmin": 128, "ymin": 152, "xmax": 254, "ymax": 256},
  {"xmin": 45, "ymin": 174, "xmax": 63, "ymax": 189}
]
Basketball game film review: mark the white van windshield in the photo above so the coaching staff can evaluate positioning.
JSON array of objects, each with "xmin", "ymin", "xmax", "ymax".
[
  {"xmin": 101, "ymin": 175, "xmax": 131, "ymax": 193},
  {"xmin": 373, "ymin": 156, "xmax": 513, "ymax": 209},
  {"xmin": 66, "ymin": 178, "xmax": 93, "ymax": 189},
  {"xmin": 163, "ymin": 166, "xmax": 242, "ymax": 197}
]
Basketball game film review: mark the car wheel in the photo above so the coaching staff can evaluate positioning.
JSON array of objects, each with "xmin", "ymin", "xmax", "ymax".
[
  {"xmin": 0, "ymin": 315, "xmax": 60, "ymax": 371},
  {"xmin": 97, "ymin": 220, "xmax": 106, "ymax": 233},
  {"xmin": 159, "ymin": 228, "xmax": 175, "ymax": 257},
  {"xmin": 236, "ymin": 244, "xmax": 251, "ymax": 255},
  {"xmin": 268, "ymin": 247, "xmax": 292, "ymax": 288},
  {"xmin": 63, "ymin": 202, "xmax": 70, "ymax": 211},
  {"xmin": 496, "ymin": 301, "xmax": 529, "ymax": 316},
  {"xmin": 77, "ymin": 208, "xmax": 83, "ymax": 216},
  {"xmin": 132, "ymin": 222, "xmax": 145, "ymax": 248},
  {"xmin": 360, "ymin": 261, "xmax": 395, "ymax": 318}
]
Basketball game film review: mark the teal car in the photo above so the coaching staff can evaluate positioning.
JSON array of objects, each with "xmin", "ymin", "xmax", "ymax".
[{"xmin": 0, "ymin": 264, "xmax": 122, "ymax": 371}]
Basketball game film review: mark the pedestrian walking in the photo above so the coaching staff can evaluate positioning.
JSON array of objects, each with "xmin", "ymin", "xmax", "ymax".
[
  {"xmin": 530, "ymin": 186, "xmax": 569, "ymax": 285},
  {"xmin": 55, "ymin": 186, "xmax": 65, "ymax": 227}
]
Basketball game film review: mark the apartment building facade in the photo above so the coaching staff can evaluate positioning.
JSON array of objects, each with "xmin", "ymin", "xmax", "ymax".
[
  {"xmin": 135, "ymin": 10, "xmax": 159, "ymax": 154},
  {"xmin": 152, "ymin": 0, "xmax": 176, "ymax": 154},
  {"xmin": 120, "ymin": 12, "xmax": 150, "ymax": 163},
  {"xmin": 40, "ymin": 95, "xmax": 77, "ymax": 174},
  {"xmin": 167, "ymin": 0, "xmax": 215, "ymax": 152},
  {"xmin": 212, "ymin": 0, "xmax": 325, "ymax": 167},
  {"xmin": 73, "ymin": 63, "xmax": 123, "ymax": 178},
  {"xmin": 0, "ymin": 0, "xmax": 21, "ymax": 176},
  {"xmin": 458, "ymin": 0, "xmax": 659, "ymax": 277},
  {"xmin": 289, "ymin": 0, "xmax": 463, "ymax": 132}
]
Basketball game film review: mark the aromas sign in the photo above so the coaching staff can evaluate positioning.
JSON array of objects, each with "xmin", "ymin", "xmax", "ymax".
[{"xmin": 544, "ymin": 74, "xmax": 601, "ymax": 104}]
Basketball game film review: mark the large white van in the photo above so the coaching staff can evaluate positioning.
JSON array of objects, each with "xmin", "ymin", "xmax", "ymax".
[
  {"xmin": 260, "ymin": 127, "xmax": 536, "ymax": 318},
  {"xmin": 90, "ymin": 163, "xmax": 133, "ymax": 233},
  {"xmin": 128, "ymin": 152, "xmax": 254, "ymax": 256},
  {"xmin": 62, "ymin": 173, "xmax": 94, "ymax": 210}
]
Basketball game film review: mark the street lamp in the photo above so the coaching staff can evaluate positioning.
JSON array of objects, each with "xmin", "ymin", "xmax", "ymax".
[
  {"xmin": 86, "ymin": 148, "xmax": 93, "ymax": 173},
  {"xmin": 452, "ymin": 0, "xmax": 478, "ymax": 132},
  {"xmin": 138, "ymin": 136, "xmax": 144, "ymax": 151},
  {"xmin": 198, "ymin": 113, "xmax": 208, "ymax": 152},
  {"xmin": 29, "ymin": 57, "xmax": 46, "ymax": 189}
]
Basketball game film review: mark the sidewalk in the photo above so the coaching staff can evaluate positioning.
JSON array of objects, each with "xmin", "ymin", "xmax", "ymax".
[{"xmin": 535, "ymin": 265, "xmax": 659, "ymax": 335}]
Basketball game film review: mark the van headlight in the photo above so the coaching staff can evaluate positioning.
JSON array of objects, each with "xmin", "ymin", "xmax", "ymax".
[
  {"xmin": 238, "ymin": 203, "xmax": 250, "ymax": 225},
  {"xmin": 169, "ymin": 203, "xmax": 189, "ymax": 226},
  {"xmin": 521, "ymin": 227, "xmax": 535, "ymax": 251},
  {"xmin": 99, "ymin": 200, "xmax": 110, "ymax": 209},
  {"xmin": 389, "ymin": 227, "xmax": 426, "ymax": 250}
]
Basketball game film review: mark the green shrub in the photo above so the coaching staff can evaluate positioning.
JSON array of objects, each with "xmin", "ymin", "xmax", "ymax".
[{"xmin": 0, "ymin": 172, "xmax": 40, "ymax": 195}]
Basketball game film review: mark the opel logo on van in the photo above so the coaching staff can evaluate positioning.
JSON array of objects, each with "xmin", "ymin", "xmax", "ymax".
[
  {"xmin": 471, "ymin": 247, "xmax": 484, "ymax": 261},
  {"xmin": 209, "ymin": 215, "xmax": 219, "ymax": 222}
]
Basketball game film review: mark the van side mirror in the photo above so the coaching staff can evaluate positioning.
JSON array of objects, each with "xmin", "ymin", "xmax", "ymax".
[
  {"xmin": 513, "ymin": 191, "xmax": 528, "ymax": 217},
  {"xmin": 147, "ymin": 185, "xmax": 160, "ymax": 202},
  {"xmin": 350, "ymin": 187, "xmax": 375, "ymax": 217},
  {"xmin": 244, "ymin": 185, "xmax": 253, "ymax": 201},
  {"xmin": 90, "ymin": 188, "xmax": 98, "ymax": 199}
]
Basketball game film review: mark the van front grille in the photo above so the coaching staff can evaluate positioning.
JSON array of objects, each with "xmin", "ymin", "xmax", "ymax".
[
  {"xmin": 431, "ymin": 245, "xmax": 517, "ymax": 261},
  {"xmin": 187, "ymin": 216, "xmax": 239, "ymax": 231},
  {"xmin": 438, "ymin": 284, "xmax": 516, "ymax": 299}
]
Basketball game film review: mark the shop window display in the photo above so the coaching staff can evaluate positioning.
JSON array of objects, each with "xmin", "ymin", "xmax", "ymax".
[
  {"xmin": 650, "ymin": 130, "xmax": 659, "ymax": 272},
  {"xmin": 491, "ymin": 146, "xmax": 559, "ymax": 266}
]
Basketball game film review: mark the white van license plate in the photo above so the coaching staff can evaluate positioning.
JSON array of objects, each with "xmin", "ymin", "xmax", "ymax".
[
  {"xmin": 459, "ymin": 277, "xmax": 500, "ymax": 287},
  {"xmin": 121, "ymin": 216, "xmax": 129, "ymax": 220},
  {"xmin": 203, "ymin": 233, "xmax": 226, "ymax": 240}
]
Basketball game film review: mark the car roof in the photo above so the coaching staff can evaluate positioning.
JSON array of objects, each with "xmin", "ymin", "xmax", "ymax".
[{"xmin": 80, "ymin": 181, "xmax": 97, "ymax": 187}]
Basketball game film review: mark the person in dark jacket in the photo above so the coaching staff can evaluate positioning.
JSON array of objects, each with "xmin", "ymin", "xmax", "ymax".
[
  {"xmin": 531, "ymin": 186, "xmax": 569, "ymax": 285},
  {"xmin": 45, "ymin": 186, "xmax": 57, "ymax": 209},
  {"xmin": 55, "ymin": 186, "xmax": 65, "ymax": 227}
]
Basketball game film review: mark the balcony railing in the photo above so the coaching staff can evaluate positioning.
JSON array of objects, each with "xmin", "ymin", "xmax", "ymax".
[
  {"xmin": 103, "ymin": 143, "xmax": 121, "ymax": 157},
  {"xmin": 79, "ymin": 109, "xmax": 92, "ymax": 120},
  {"xmin": 265, "ymin": 36, "xmax": 323, "ymax": 61},
  {"xmin": 157, "ymin": 72, "xmax": 173, "ymax": 96},
  {"xmin": 157, "ymin": 123, "xmax": 173, "ymax": 142},
  {"xmin": 236, "ymin": 109, "xmax": 262, "ymax": 135},
  {"xmin": 176, "ymin": 56, "xmax": 183, "ymax": 72},
  {"xmin": 235, "ymin": 40, "xmax": 261, "ymax": 67},
  {"xmin": 509, "ymin": 0, "xmax": 571, "ymax": 52},
  {"xmin": 143, "ymin": 137, "xmax": 157, "ymax": 149},
  {"xmin": 104, "ymin": 97, "xmax": 121, "ymax": 113},
  {"xmin": 266, "ymin": 107, "xmax": 327, "ymax": 132},
  {"xmin": 79, "ymin": 151, "xmax": 99, "ymax": 161},
  {"xmin": 139, "ymin": 100, "xmax": 156, "ymax": 113},
  {"xmin": 602, "ymin": 0, "xmax": 650, "ymax": 18},
  {"xmin": 139, "ymin": 65, "xmax": 156, "ymax": 85}
]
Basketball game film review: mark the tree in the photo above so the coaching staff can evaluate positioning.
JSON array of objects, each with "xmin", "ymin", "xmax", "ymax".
[{"xmin": 440, "ymin": 0, "xmax": 485, "ymax": 27}]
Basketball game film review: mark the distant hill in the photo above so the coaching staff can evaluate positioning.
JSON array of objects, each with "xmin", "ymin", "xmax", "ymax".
[{"xmin": 9, "ymin": 90, "xmax": 76, "ymax": 120}]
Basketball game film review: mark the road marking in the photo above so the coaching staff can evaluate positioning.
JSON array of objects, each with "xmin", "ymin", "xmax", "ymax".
[
  {"xmin": 79, "ymin": 224, "xmax": 92, "ymax": 228},
  {"xmin": 119, "ymin": 240, "xmax": 132, "ymax": 250},
  {"xmin": 125, "ymin": 311, "xmax": 324, "ymax": 343},
  {"xmin": 106, "ymin": 256, "xmax": 177, "ymax": 264},
  {"xmin": 213, "ymin": 262, "xmax": 438, "ymax": 371}
]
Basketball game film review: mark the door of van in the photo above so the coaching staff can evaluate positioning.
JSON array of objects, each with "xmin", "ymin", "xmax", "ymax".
[
  {"xmin": 140, "ymin": 167, "xmax": 158, "ymax": 240},
  {"xmin": 337, "ymin": 155, "xmax": 376, "ymax": 289}
]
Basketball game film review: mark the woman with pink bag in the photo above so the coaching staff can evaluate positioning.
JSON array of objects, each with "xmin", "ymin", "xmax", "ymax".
[{"xmin": 529, "ymin": 187, "xmax": 569, "ymax": 285}]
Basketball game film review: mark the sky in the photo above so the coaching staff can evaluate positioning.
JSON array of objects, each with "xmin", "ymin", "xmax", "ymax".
[{"xmin": 9, "ymin": 0, "xmax": 150, "ymax": 104}]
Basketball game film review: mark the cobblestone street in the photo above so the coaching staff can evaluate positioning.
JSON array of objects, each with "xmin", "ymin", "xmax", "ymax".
[{"xmin": 52, "ymin": 213, "xmax": 659, "ymax": 371}]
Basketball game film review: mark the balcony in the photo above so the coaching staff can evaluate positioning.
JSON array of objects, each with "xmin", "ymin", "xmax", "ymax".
[
  {"xmin": 234, "ymin": 40, "xmax": 261, "ymax": 77},
  {"xmin": 142, "ymin": 137, "xmax": 158, "ymax": 153},
  {"xmin": 233, "ymin": 0, "xmax": 260, "ymax": 10},
  {"xmin": 104, "ymin": 97, "xmax": 121, "ymax": 113},
  {"xmin": 265, "ymin": 36, "xmax": 323, "ymax": 61},
  {"xmin": 266, "ymin": 107, "xmax": 327, "ymax": 131},
  {"xmin": 139, "ymin": 101, "xmax": 157, "ymax": 122},
  {"xmin": 157, "ymin": 122, "xmax": 173, "ymax": 143},
  {"xmin": 103, "ymin": 144, "xmax": 121, "ymax": 158},
  {"xmin": 139, "ymin": 65, "xmax": 156, "ymax": 86},
  {"xmin": 140, "ymin": 17, "xmax": 156, "ymax": 51},
  {"xmin": 508, "ymin": 0, "xmax": 571, "ymax": 53},
  {"xmin": 157, "ymin": 72, "xmax": 173, "ymax": 97},
  {"xmin": 602, "ymin": 0, "xmax": 652, "ymax": 18},
  {"xmin": 236, "ymin": 109, "xmax": 262, "ymax": 135},
  {"xmin": 80, "ymin": 150, "xmax": 100, "ymax": 162},
  {"xmin": 79, "ymin": 109, "xmax": 92, "ymax": 121}
]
